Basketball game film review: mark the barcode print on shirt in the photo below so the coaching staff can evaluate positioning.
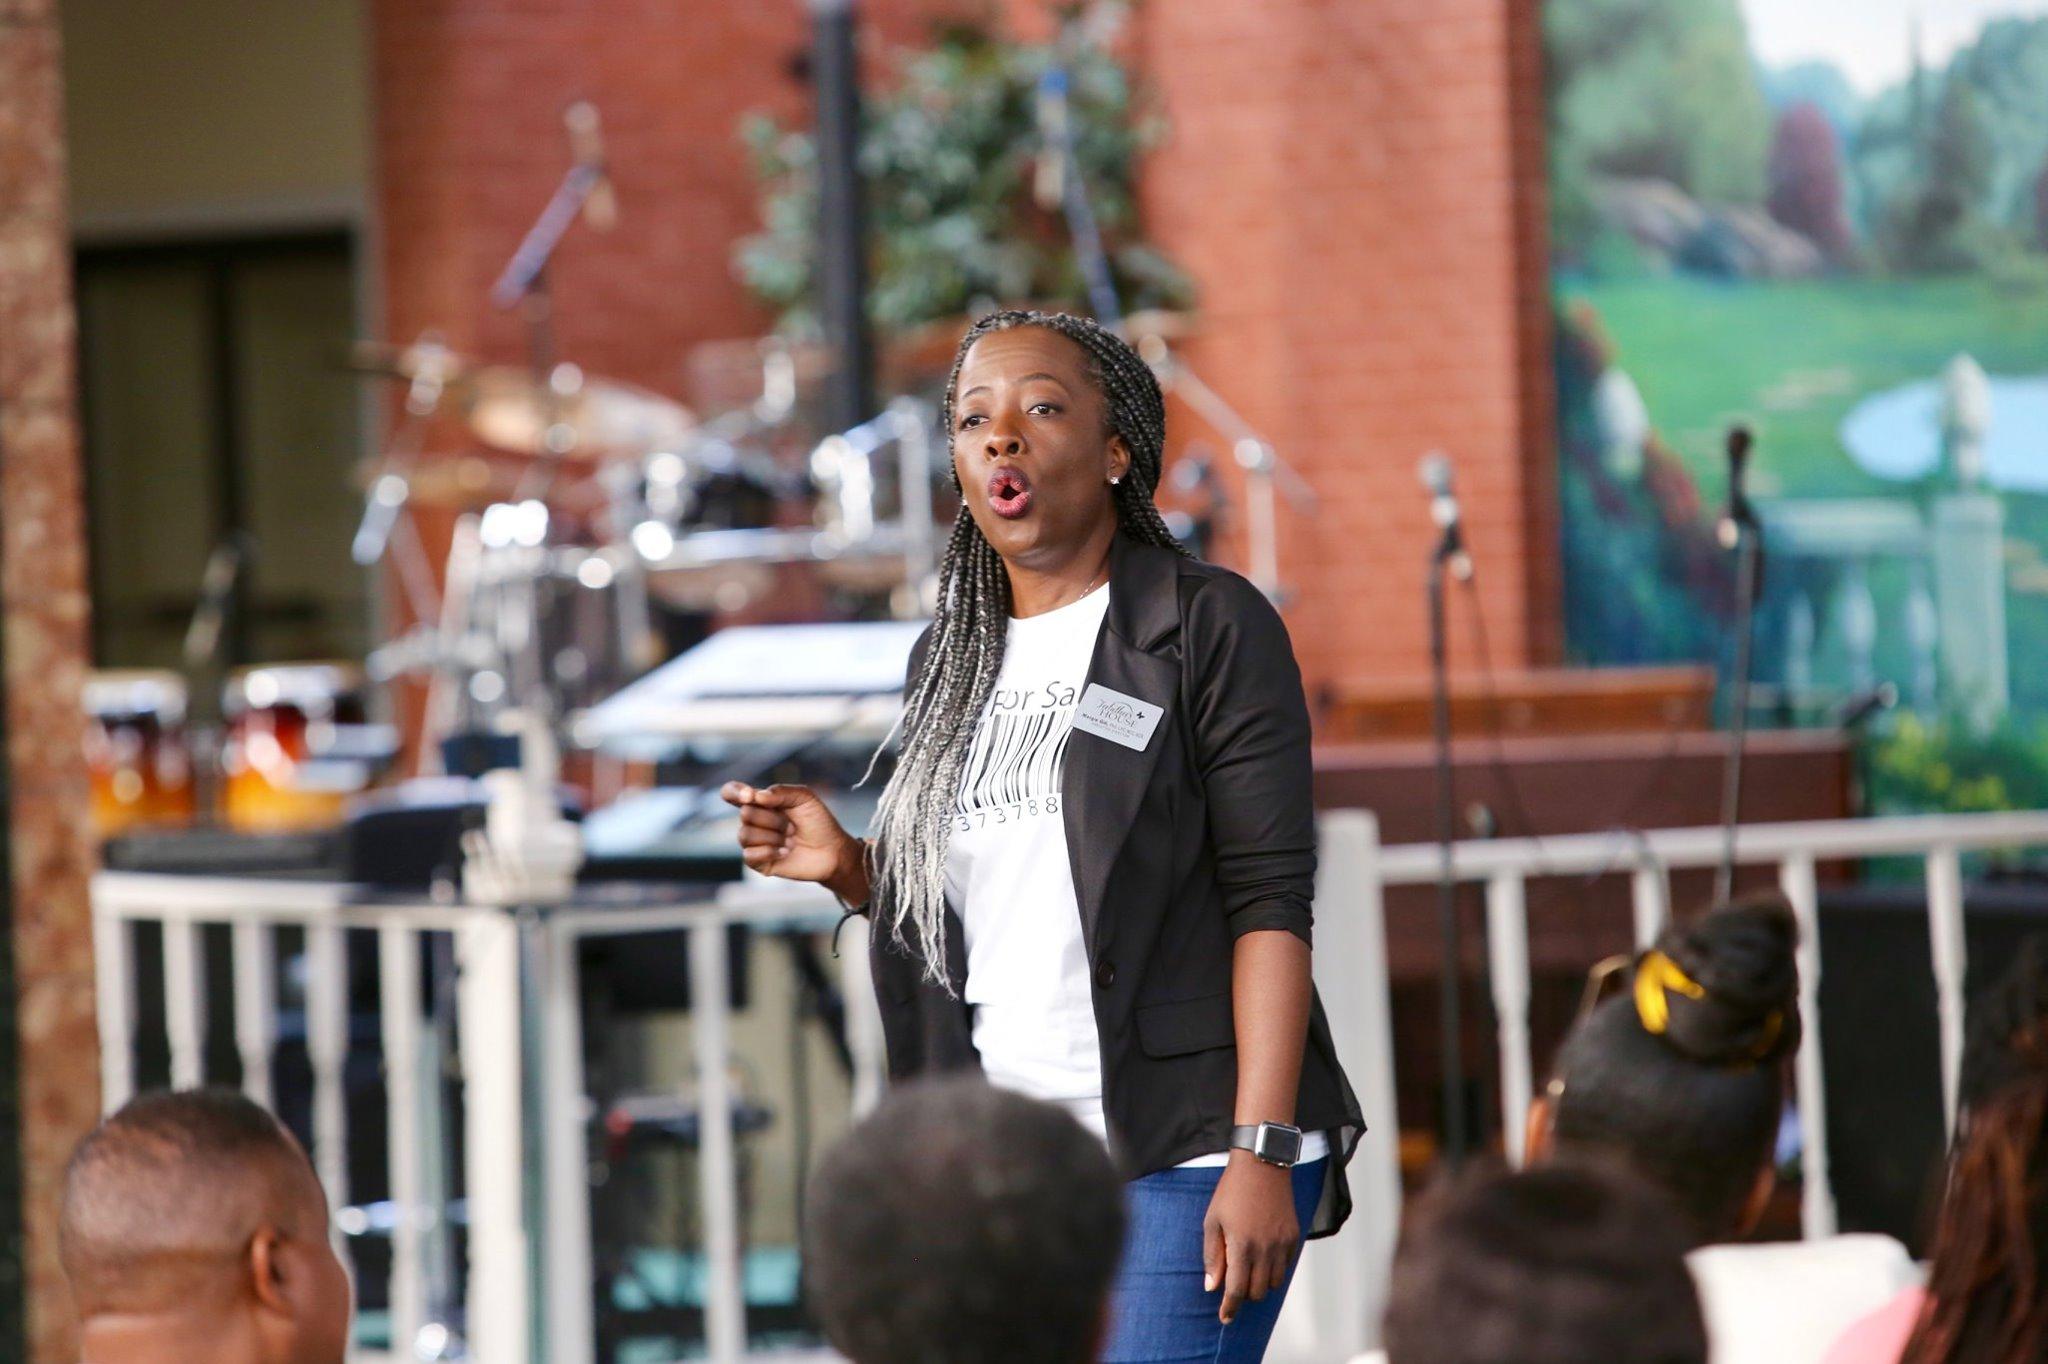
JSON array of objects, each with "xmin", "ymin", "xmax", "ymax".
[{"xmin": 956, "ymin": 704, "xmax": 1073, "ymax": 815}]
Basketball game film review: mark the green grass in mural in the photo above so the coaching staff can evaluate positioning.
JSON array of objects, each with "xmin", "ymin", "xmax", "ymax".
[
  {"xmin": 1563, "ymin": 272, "xmax": 2048, "ymax": 713},
  {"xmin": 1561, "ymin": 275, "xmax": 2048, "ymax": 502}
]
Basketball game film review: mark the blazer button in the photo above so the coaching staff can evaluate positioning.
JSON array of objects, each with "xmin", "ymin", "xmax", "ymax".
[{"xmin": 1094, "ymin": 959, "xmax": 1116, "ymax": 989}]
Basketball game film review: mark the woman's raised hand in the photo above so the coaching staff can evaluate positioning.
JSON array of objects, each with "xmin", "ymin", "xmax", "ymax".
[{"xmin": 720, "ymin": 781, "xmax": 869, "ymax": 903}]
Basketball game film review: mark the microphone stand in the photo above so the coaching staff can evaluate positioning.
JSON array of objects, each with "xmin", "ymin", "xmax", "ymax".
[
  {"xmin": 490, "ymin": 108, "xmax": 612, "ymax": 499},
  {"xmin": 1715, "ymin": 427, "xmax": 1762, "ymax": 907},
  {"xmin": 1036, "ymin": 62, "xmax": 1123, "ymax": 329},
  {"xmin": 1428, "ymin": 509, "xmax": 1468, "ymax": 1167}
]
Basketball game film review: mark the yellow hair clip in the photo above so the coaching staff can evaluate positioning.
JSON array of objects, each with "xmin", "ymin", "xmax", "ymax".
[{"xmin": 1634, "ymin": 949, "xmax": 1706, "ymax": 1036}]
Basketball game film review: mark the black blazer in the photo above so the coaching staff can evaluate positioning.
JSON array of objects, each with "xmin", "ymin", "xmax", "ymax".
[{"xmin": 866, "ymin": 531, "xmax": 1365, "ymax": 1237}]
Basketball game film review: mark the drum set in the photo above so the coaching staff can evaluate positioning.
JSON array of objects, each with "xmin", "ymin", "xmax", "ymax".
[
  {"xmin": 86, "ymin": 661, "xmax": 388, "ymax": 838},
  {"xmin": 86, "ymin": 329, "xmax": 951, "ymax": 843},
  {"xmin": 84, "ymin": 97, "xmax": 954, "ymax": 852},
  {"xmin": 352, "ymin": 332, "xmax": 949, "ymax": 747}
]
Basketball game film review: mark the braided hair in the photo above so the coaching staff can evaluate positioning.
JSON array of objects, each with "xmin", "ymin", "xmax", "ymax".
[{"xmin": 867, "ymin": 310, "xmax": 1189, "ymax": 983}]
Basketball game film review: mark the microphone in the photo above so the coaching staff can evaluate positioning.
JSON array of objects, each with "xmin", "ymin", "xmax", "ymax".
[
  {"xmin": 565, "ymin": 101, "xmax": 617, "ymax": 231},
  {"xmin": 183, "ymin": 535, "xmax": 249, "ymax": 671},
  {"xmin": 1833, "ymin": 682, "xmax": 1898, "ymax": 731},
  {"xmin": 1419, "ymin": 451, "xmax": 1473, "ymax": 582},
  {"xmin": 1033, "ymin": 68, "xmax": 1069, "ymax": 211},
  {"xmin": 1717, "ymin": 423, "xmax": 1754, "ymax": 550}
]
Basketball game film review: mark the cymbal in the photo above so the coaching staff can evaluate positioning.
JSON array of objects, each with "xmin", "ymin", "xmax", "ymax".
[
  {"xmin": 352, "ymin": 342, "xmax": 697, "ymax": 462},
  {"xmin": 461, "ymin": 365, "xmax": 696, "ymax": 462},
  {"xmin": 353, "ymin": 456, "xmax": 522, "ymax": 512},
  {"xmin": 348, "ymin": 338, "xmax": 479, "ymax": 387}
]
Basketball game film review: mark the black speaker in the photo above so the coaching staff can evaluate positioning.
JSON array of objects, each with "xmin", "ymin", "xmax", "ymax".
[{"xmin": 1817, "ymin": 876, "xmax": 2048, "ymax": 1250}]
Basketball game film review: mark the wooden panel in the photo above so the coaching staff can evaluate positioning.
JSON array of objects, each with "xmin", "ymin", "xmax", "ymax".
[{"xmin": 1319, "ymin": 665, "xmax": 1715, "ymax": 744}]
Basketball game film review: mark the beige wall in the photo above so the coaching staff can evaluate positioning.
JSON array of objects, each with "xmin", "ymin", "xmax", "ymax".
[{"xmin": 61, "ymin": 0, "xmax": 368, "ymax": 230}]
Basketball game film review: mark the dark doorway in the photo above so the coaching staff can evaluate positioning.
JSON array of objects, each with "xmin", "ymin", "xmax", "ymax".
[{"xmin": 74, "ymin": 231, "xmax": 368, "ymax": 672}]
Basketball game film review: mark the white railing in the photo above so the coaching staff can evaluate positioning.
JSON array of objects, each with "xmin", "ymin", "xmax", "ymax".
[
  {"xmin": 96, "ymin": 807, "xmax": 2048, "ymax": 1364},
  {"xmin": 91, "ymin": 870, "xmax": 877, "ymax": 1364}
]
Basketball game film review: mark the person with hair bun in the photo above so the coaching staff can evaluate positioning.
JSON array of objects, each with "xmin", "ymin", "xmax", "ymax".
[
  {"xmin": 723, "ymin": 310, "xmax": 1362, "ymax": 1361},
  {"xmin": 1525, "ymin": 896, "xmax": 1917, "ymax": 1364}
]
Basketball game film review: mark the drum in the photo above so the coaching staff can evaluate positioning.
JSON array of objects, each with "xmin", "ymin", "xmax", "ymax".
[
  {"xmin": 631, "ymin": 442, "xmax": 786, "ymax": 613},
  {"xmin": 221, "ymin": 663, "xmax": 389, "ymax": 833},
  {"xmin": 84, "ymin": 670, "xmax": 196, "ymax": 835}
]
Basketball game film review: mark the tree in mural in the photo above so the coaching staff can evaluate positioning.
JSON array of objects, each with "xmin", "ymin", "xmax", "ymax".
[
  {"xmin": 1883, "ymin": 72, "xmax": 1996, "ymax": 272},
  {"xmin": 1767, "ymin": 102, "xmax": 1853, "ymax": 262},
  {"xmin": 2036, "ymin": 155, "xmax": 2048, "ymax": 252},
  {"xmin": 1543, "ymin": 0, "xmax": 1771, "ymax": 261}
]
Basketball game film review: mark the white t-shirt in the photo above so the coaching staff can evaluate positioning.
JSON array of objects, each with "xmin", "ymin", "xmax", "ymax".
[
  {"xmin": 947, "ymin": 584, "xmax": 1113, "ymax": 1137},
  {"xmin": 1687, "ymin": 1234, "xmax": 1922, "ymax": 1364},
  {"xmin": 944, "ymin": 582, "xmax": 1326, "ymax": 1168}
]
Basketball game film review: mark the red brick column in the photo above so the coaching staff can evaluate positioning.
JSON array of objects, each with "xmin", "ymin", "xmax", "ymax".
[
  {"xmin": 1130, "ymin": 0, "xmax": 1559, "ymax": 692},
  {"xmin": 0, "ymin": 3, "xmax": 102, "ymax": 1358}
]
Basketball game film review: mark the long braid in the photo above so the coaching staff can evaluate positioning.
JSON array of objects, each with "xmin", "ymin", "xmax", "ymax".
[{"xmin": 868, "ymin": 310, "xmax": 1188, "ymax": 984}]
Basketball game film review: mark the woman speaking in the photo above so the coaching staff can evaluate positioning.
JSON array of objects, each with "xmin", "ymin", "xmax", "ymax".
[{"xmin": 723, "ymin": 310, "xmax": 1360, "ymax": 1361}]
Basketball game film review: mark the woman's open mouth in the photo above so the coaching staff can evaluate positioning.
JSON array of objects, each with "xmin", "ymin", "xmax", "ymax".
[{"xmin": 987, "ymin": 466, "xmax": 1034, "ymax": 519}]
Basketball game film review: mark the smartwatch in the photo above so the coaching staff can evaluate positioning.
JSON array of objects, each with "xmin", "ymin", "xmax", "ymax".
[{"xmin": 1229, "ymin": 1121, "xmax": 1305, "ymax": 1168}]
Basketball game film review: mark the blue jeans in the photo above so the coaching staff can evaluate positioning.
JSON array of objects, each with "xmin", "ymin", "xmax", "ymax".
[{"xmin": 1100, "ymin": 1158, "xmax": 1326, "ymax": 1363}]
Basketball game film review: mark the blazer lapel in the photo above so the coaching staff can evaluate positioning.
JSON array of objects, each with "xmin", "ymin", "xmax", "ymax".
[{"xmin": 1063, "ymin": 535, "xmax": 1183, "ymax": 954}]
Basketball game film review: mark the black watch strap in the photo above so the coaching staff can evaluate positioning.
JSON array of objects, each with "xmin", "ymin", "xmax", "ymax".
[{"xmin": 1229, "ymin": 1121, "xmax": 1305, "ymax": 1167}]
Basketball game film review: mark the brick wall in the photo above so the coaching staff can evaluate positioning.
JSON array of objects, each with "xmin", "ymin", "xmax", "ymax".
[
  {"xmin": 1126, "ymin": 0, "xmax": 1560, "ymax": 691},
  {"xmin": 370, "ymin": 0, "xmax": 954, "ymax": 393},
  {"xmin": 369, "ymin": 0, "xmax": 1560, "ymax": 696}
]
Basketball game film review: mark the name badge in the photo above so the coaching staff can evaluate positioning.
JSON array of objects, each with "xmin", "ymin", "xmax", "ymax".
[{"xmin": 1073, "ymin": 683, "xmax": 1165, "ymax": 752}]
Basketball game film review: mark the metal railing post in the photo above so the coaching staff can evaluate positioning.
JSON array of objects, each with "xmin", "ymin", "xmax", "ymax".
[
  {"xmin": 94, "ymin": 909, "xmax": 135, "ymax": 1112},
  {"xmin": 1925, "ymin": 845, "xmax": 1968, "ymax": 1137},
  {"xmin": 379, "ymin": 925, "xmax": 428, "ymax": 1359},
  {"xmin": 232, "ymin": 919, "xmax": 277, "ymax": 1108},
  {"xmin": 163, "ymin": 918, "xmax": 206, "ymax": 1089},
  {"xmin": 1778, "ymin": 853, "xmax": 1837, "ymax": 1238},
  {"xmin": 690, "ymin": 914, "xmax": 747, "ymax": 1361},
  {"xmin": 1486, "ymin": 871, "xmax": 1533, "ymax": 1166}
]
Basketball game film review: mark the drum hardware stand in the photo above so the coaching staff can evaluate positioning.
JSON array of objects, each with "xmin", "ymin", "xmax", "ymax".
[
  {"xmin": 1164, "ymin": 444, "xmax": 1223, "ymax": 560},
  {"xmin": 804, "ymin": 399, "xmax": 941, "ymax": 614},
  {"xmin": 1134, "ymin": 332, "xmax": 1318, "ymax": 604},
  {"xmin": 491, "ymin": 101, "xmax": 616, "ymax": 506},
  {"xmin": 419, "ymin": 513, "xmax": 488, "ymax": 776},
  {"xmin": 181, "ymin": 533, "xmax": 251, "ymax": 825},
  {"xmin": 597, "ymin": 459, "xmax": 661, "ymax": 676},
  {"xmin": 352, "ymin": 331, "xmax": 453, "ymax": 627}
]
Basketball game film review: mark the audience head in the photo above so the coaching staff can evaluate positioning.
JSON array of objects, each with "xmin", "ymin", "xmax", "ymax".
[
  {"xmin": 1527, "ymin": 895, "xmax": 1801, "ymax": 1244},
  {"xmin": 804, "ymin": 1076, "xmax": 1125, "ymax": 1364},
  {"xmin": 1903, "ymin": 936, "xmax": 2048, "ymax": 1363},
  {"xmin": 61, "ymin": 1089, "xmax": 350, "ymax": 1364},
  {"xmin": 1383, "ymin": 1158, "xmax": 1708, "ymax": 1364}
]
